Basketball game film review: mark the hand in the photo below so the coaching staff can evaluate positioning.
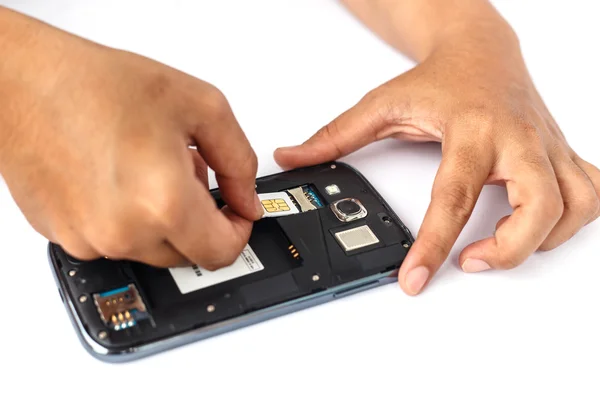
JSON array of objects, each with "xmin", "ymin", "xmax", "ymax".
[
  {"xmin": 274, "ymin": 32, "xmax": 600, "ymax": 295},
  {"xmin": 0, "ymin": 10, "xmax": 263, "ymax": 269}
]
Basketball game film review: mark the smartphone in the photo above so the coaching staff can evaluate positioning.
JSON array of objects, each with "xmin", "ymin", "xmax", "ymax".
[{"xmin": 48, "ymin": 162, "xmax": 414, "ymax": 363}]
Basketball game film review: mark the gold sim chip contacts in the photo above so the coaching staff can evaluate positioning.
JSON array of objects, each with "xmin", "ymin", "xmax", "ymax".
[
  {"xmin": 262, "ymin": 198, "xmax": 290, "ymax": 213},
  {"xmin": 258, "ymin": 192, "xmax": 300, "ymax": 217}
]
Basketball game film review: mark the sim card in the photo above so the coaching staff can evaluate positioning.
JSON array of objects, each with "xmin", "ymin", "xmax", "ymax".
[{"xmin": 258, "ymin": 192, "xmax": 300, "ymax": 217}]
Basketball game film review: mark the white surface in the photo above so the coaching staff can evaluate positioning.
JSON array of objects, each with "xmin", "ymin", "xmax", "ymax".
[{"xmin": 1, "ymin": 1, "xmax": 599, "ymax": 399}]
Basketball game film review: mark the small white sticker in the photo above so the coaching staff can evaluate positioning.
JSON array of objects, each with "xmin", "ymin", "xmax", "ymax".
[{"xmin": 169, "ymin": 245, "xmax": 265, "ymax": 294}]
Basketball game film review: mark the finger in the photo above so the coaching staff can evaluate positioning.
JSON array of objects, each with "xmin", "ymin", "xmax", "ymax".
[
  {"xmin": 189, "ymin": 88, "xmax": 262, "ymax": 221},
  {"xmin": 127, "ymin": 148, "xmax": 252, "ymax": 270},
  {"xmin": 122, "ymin": 241, "xmax": 190, "ymax": 268},
  {"xmin": 398, "ymin": 135, "xmax": 493, "ymax": 295},
  {"xmin": 274, "ymin": 93, "xmax": 390, "ymax": 169},
  {"xmin": 189, "ymin": 148, "xmax": 209, "ymax": 188},
  {"xmin": 165, "ymin": 178, "xmax": 253, "ymax": 270},
  {"xmin": 572, "ymin": 155, "xmax": 600, "ymax": 222},
  {"xmin": 495, "ymin": 215, "xmax": 510, "ymax": 232},
  {"xmin": 538, "ymin": 155, "xmax": 599, "ymax": 251},
  {"xmin": 53, "ymin": 229, "xmax": 102, "ymax": 261},
  {"xmin": 459, "ymin": 152, "xmax": 564, "ymax": 272}
]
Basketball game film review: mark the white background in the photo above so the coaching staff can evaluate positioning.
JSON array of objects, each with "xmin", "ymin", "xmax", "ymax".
[{"xmin": 1, "ymin": 1, "xmax": 599, "ymax": 399}]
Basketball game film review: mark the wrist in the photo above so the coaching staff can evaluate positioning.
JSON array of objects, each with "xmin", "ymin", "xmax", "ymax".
[
  {"xmin": 0, "ymin": 7, "xmax": 72, "ymax": 94},
  {"xmin": 424, "ymin": 16, "xmax": 532, "ymax": 85},
  {"xmin": 0, "ymin": 7, "xmax": 75, "ymax": 163}
]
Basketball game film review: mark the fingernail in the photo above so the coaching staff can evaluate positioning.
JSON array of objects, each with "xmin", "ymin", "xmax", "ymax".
[
  {"xmin": 254, "ymin": 193, "xmax": 265, "ymax": 218},
  {"xmin": 404, "ymin": 266, "xmax": 430, "ymax": 295},
  {"xmin": 276, "ymin": 145, "xmax": 297, "ymax": 151},
  {"xmin": 461, "ymin": 258, "xmax": 491, "ymax": 273}
]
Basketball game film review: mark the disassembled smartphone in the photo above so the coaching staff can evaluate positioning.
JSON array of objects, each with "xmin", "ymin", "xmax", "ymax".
[{"xmin": 48, "ymin": 162, "xmax": 414, "ymax": 362}]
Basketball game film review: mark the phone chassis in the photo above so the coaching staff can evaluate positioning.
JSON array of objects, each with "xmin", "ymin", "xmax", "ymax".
[{"xmin": 48, "ymin": 162, "xmax": 414, "ymax": 362}]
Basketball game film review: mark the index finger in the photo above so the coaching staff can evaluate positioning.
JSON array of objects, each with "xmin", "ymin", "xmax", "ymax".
[
  {"xmin": 166, "ymin": 174, "xmax": 254, "ymax": 270},
  {"xmin": 189, "ymin": 86, "xmax": 262, "ymax": 221},
  {"xmin": 274, "ymin": 93, "xmax": 389, "ymax": 169}
]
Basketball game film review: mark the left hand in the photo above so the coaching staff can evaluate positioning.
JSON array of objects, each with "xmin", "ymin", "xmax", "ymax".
[{"xmin": 274, "ymin": 35, "xmax": 600, "ymax": 296}]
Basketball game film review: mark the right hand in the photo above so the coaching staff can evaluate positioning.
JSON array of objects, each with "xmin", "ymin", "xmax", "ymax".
[{"xmin": 0, "ymin": 9, "xmax": 263, "ymax": 269}]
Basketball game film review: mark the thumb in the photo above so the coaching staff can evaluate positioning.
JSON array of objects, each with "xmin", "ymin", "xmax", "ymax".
[{"xmin": 274, "ymin": 94, "xmax": 392, "ymax": 169}]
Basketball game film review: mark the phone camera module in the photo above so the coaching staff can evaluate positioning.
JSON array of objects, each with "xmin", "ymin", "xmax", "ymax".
[
  {"xmin": 330, "ymin": 198, "xmax": 367, "ymax": 222},
  {"xmin": 337, "ymin": 200, "xmax": 361, "ymax": 215}
]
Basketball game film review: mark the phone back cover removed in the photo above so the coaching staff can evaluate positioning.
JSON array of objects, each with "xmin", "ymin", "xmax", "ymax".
[{"xmin": 48, "ymin": 162, "xmax": 414, "ymax": 360}]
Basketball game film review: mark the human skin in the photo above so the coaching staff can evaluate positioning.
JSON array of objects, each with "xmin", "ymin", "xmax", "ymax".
[
  {"xmin": 1, "ymin": 2, "xmax": 598, "ymax": 296},
  {"xmin": 275, "ymin": 0, "xmax": 600, "ymax": 295},
  {"xmin": 0, "ymin": 6, "xmax": 264, "ymax": 270}
]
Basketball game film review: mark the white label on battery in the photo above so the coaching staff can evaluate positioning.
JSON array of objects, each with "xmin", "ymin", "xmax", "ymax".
[{"xmin": 168, "ymin": 244, "xmax": 264, "ymax": 294}]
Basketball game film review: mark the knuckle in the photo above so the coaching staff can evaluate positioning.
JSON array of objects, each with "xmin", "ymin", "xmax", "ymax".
[
  {"xmin": 360, "ymin": 88, "xmax": 382, "ymax": 105},
  {"xmin": 360, "ymin": 89, "xmax": 397, "ymax": 121},
  {"xmin": 566, "ymin": 191, "xmax": 600, "ymax": 220},
  {"xmin": 492, "ymin": 240, "xmax": 526, "ymax": 270},
  {"xmin": 52, "ymin": 227, "xmax": 91, "ymax": 259},
  {"xmin": 316, "ymin": 120, "xmax": 339, "ymax": 140},
  {"xmin": 89, "ymin": 224, "xmax": 134, "ymax": 258},
  {"xmin": 239, "ymin": 146, "xmax": 258, "ymax": 175},
  {"xmin": 203, "ymin": 85, "xmax": 231, "ymax": 116},
  {"xmin": 61, "ymin": 241, "xmax": 94, "ymax": 261},
  {"xmin": 518, "ymin": 150, "xmax": 550, "ymax": 173},
  {"xmin": 511, "ymin": 115, "xmax": 540, "ymax": 139},
  {"xmin": 199, "ymin": 249, "xmax": 238, "ymax": 271},
  {"xmin": 443, "ymin": 144, "xmax": 487, "ymax": 175},
  {"xmin": 434, "ymin": 182, "xmax": 477, "ymax": 224},
  {"xmin": 419, "ymin": 231, "xmax": 453, "ymax": 262},
  {"xmin": 584, "ymin": 191, "xmax": 600, "ymax": 218},
  {"xmin": 133, "ymin": 173, "xmax": 186, "ymax": 230},
  {"xmin": 495, "ymin": 252, "xmax": 523, "ymax": 270},
  {"xmin": 314, "ymin": 122, "xmax": 344, "ymax": 159},
  {"xmin": 198, "ymin": 233, "xmax": 246, "ymax": 270},
  {"xmin": 141, "ymin": 193, "xmax": 185, "ymax": 232},
  {"xmin": 535, "ymin": 189, "xmax": 564, "ymax": 222}
]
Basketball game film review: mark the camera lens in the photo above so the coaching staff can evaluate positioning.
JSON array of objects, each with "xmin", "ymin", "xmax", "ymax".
[{"xmin": 336, "ymin": 199, "xmax": 361, "ymax": 215}]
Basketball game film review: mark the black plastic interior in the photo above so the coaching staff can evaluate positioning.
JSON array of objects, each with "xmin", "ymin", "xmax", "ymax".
[{"xmin": 49, "ymin": 162, "xmax": 414, "ymax": 352}]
